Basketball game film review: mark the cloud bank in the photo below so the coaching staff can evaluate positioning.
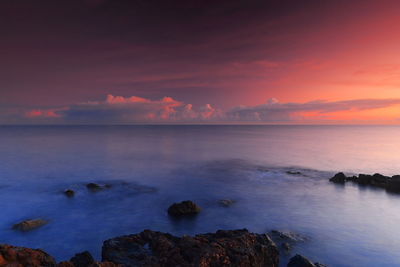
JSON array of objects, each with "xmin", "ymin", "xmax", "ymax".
[{"xmin": 2, "ymin": 95, "xmax": 400, "ymax": 124}]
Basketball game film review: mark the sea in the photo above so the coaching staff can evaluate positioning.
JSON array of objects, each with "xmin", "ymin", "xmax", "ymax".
[{"xmin": 1, "ymin": 125, "xmax": 400, "ymax": 266}]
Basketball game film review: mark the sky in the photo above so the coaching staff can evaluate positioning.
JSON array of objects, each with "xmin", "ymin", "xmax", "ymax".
[{"xmin": 1, "ymin": 0, "xmax": 400, "ymax": 124}]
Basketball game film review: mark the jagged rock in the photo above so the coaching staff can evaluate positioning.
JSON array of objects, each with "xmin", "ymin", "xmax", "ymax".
[
  {"xmin": 70, "ymin": 251, "xmax": 95, "ymax": 267},
  {"xmin": 12, "ymin": 218, "xmax": 48, "ymax": 231},
  {"xmin": 102, "ymin": 229, "xmax": 279, "ymax": 267},
  {"xmin": 0, "ymin": 244, "xmax": 56, "ymax": 267},
  {"xmin": 287, "ymin": 254, "xmax": 316, "ymax": 267},
  {"xmin": 64, "ymin": 189, "xmax": 75, "ymax": 197},
  {"xmin": 167, "ymin": 200, "xmax": 201, "ymax": 216},
  {"xmin": 329, "ymin": 172, "xmax": 346, "ymax": 183},
  {"xmin": 218, "ymin": 199, "xmax": 236, "ymax": 207}
]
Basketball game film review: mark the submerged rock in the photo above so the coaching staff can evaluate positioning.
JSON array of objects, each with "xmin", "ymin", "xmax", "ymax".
[
  {"xmin": 269, "ymin": 230, "xmax": 307, "ymax": 252},
  {"xmin": 0, "ymin": 244, "xmax": 56, "ymax": 266},
  {"xmin": 287, "ymin": 254, "xmax": 320, "ymax": 267},
  {"xmin": 102, "ymin": 229, "xmax": 279, "ymax": 267},
  {"xmin": 13, "ymin": 219, "xmax": 48, "ymax": 232},
  {"xmin": 219, "ymin": 199, "xmax": 236, "ymax": 207},
  {"xmin": 167, "ymin": 200, "xmax": 201, "ymax": 216},
  {"xmin": 64, "ymin": 189, "xmax": 75, "ymax": 197},
  {"xmin": 286, "ymin": 171, "xmax": 302, "ymax": 176},
  {"xmin": 86, "ymin": 183, "xmax": 103, "ymax": 192}
]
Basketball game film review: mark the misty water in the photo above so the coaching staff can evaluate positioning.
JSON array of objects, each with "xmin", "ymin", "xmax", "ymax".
[{"xmin": 1, "ymin": 125, "xmax": 400, "ymax": 266}]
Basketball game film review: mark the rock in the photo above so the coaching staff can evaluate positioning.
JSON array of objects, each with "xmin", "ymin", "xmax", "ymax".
[
  {"xmin": 269, "ymin": 230, "xmax": 307, "ymax": 253},
  {"xmin": 357, "ymin": 174, "xmax": 372, "ymax": 185},
  {"xmin": 13, "ymin": 219, "xmax": 48, "ymax": 231},
  {"xmin": 167, "ymin": 200, "xmax": 201, "ymax": 216},
  {"xmin": 0, "ymin": 244, "xmax": 56, "ymax": 266},
  {"xmin": 281, "ymin": 242, "xmax": 291, "ymax": 251},
  {"xmin": 346, "ymin": 175, "xmax": 358, "ymax": 182},
  {"xmin": 218, "ymin": 199, "xmax": 236, "ymax": 207},
  {"xmin": 64, "ymin": 189, "xmax": 75, "ymax": 197},
  {"xmin": 329, "ymin": 172, "xmax": 346, "ymax": 183},
  {"xmin": 287, "ymin": 254, "xmax": 316, "ymax": 267},
  {"xmin": 370, "ymin": 173, "xmax": 389, "ymax": 187},
  {"xmin": 286, "ymin": 171, "xmax": 302, "ymax": 175},
  {"xmin": 386, "ymin": 175, "xmax": 400, "ymax": 192},
  {"xmin": 70, "ymin": 251, "xmax": 95, "ymax": 267},
  {"xmin": 102, "ymin": 229, "xmax": 279, "ymax": 267},
  {"xmin": 86, "ymin": 183, "xmax": 103, "ymax": 192},
  {"xmin": 58, "ymin": 262, "xmax": 75, "ymax": 267}
]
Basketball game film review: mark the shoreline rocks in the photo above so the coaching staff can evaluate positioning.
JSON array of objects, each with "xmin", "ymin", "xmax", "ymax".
[
  {"xmin": 167, "ymin": 200, "xmax": 201, "ymax": 216},
  {"xmin": 0, "ymin": 229, "xmax": 280, "ymax": 267},
  {"xmin": 102, "ymin": 229, "xmax": 279, "ymax": 267},
  {"xmin": 287, "ymin": 254, "xmax": 327, "ymax": 267},
  {"xmin": 329, "ymin": 172, "xmax": 400, "ymax": 193}
]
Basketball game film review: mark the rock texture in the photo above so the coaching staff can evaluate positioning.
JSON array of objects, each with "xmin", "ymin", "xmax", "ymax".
[
  {"xmin": 167, "ymin": 200, "xmax": 201, "ymax": 216},
  {"xmin": 0, "ymin": 244, "xmax": 56, "ymax": 267},
  {"xmin": 269, "ymin": 230, "xmax": 307, "ymax": 252},
  {"xmin": 12, "ymin": 219, "xmax": 48, "ymax": 232},
  {"xmin": 102, "ymin": 229, "xmax": 279, "ymax": 267}
]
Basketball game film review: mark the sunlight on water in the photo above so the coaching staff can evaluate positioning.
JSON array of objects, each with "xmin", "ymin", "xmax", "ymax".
[{"xmin": 0, "ymin": 125, "xmax": 400, "ymax": 266}]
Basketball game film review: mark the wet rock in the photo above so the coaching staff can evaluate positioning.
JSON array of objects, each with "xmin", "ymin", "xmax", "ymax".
[
  {"xmin": 329, "ymin": 172, "xmax": 346, "ymax": 183},
  {"xmin": 219, "ymin": 199, "xmax": 236, "ymax": 207},
  {"xmin": 287, "ymin": 254, "xmax": 316, "ymax": 267},
  {"xmin": 102, "ymin": 229, "xmax": 279, "ymax": 267},
  {"xmin": 13, "ymin": 218, "xmax": 48, "ymax": 231},
  {"xmin": 0, "ymin": 244, "xmax": 56, "ymax": 266},
  {"xmin": 269, "ymin": 230, "xmax": 307, "ymax": 253},
  {"xmin": 167, "ymin": 200, "xmax": 201, "ymax": 216},
  {"xmin": 64, "ymin": 189, "xmax": 75, "ymax": 197},
  {"xmin": 70, "ymin": 251, "xmax": 95, "ymax": 267}
]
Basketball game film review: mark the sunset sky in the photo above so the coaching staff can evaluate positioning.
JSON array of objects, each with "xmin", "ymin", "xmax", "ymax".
[{"xmin": 1, "ymin": 0, "xmax": 400, "ymax": 124}]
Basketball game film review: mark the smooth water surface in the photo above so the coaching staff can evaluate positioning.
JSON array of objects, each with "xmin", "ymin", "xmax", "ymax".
[{"xmin": 1, "ymin": 125, "xmax": 400, "ymax": 266}]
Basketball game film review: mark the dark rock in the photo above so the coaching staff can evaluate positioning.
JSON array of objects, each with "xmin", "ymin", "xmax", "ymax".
[
  {"xmin": 102, "ymin": 229, "xmax": 279, "ymax": 267},
  {"xmin": 286, "ymin": 171, "xmax": 302, "ymax": 175},
  {"xmin": 64, "ymin": 189, "xmax": 75, "ymax": 197},
  {"xmin": 329, "ymin": 172, "xmax": 346, "ymax": 183},
  {"xmin": 70, "ymin": 251, "xmax": 95, "ymax": 267},
  {"xmin": 58, "ymin": 262, "xmax": 75, "ymax": 267},
  {"xmin": 13, "ymin": 218, "xmax": 48, "ymax": 231},
  {"xmin": 287, "ymin": 254, "xmax": 316, "ymax": 267},
  {"xmin": 370, "ymin": 173, "xmax": 389, "ymax": 187},
  {"xmin": 0, "ymin": 244, "xmax": 56, "ymax": 267},
  {"xmin": 219, "ymin": 199, "xmax": 236, "ymax": 207},
  {"xmin": 167, "ymin": 200, "xmax": 201, "ymax": 216},
  {"xmin": 387, "ymin": 175, "xmax": 400, "ymax": 192},
  {"xmin": 281, "ymin": 242, "xmax": 291, "ymax": 251},
  {"xmin": 357, "ymin": 174, "xmax": 373, "ymax": 185},
  {"xmin": 86, "ymin": 183, "xmax": 102, "ymax": 192}
]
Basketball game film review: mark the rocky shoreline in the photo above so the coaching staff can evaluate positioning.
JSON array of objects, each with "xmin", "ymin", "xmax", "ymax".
[
  {"xmin": 329, "ymin": 172, "xmax": 400, "ymax": 192},
  {"xmin": 0, "ymin": 228, "xmax": 327, "ymax": 267}
]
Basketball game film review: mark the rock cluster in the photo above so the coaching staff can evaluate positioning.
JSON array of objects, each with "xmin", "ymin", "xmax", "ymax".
[
  {"xmin": 329, "ymin": 172, "xmax": 400, "ymax": 192},
  {"xmin": 102, "ymin": 229, "xmax": 279, "ymax": 267}
]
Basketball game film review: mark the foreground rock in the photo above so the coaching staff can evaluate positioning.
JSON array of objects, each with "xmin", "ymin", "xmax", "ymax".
[
  {"xmin": 0, "ymin": 244, "xmax": 56, "ymax": 266},
  {"xmin": 102, "ymin": 229, "xmax": 279, "ymax": 267},
  {"xmin": 12, "ymin": 218, "xmax": 48, "ymax": 231},
  {"xmin": 287, "ymin": 254, "xmax": 327, "ymax": 267},
  {"xmin": 329, "ymin": 172, "xmax": 400, "ymax": 193},
  {"xmin": 167, "ymin": 200, "xmax": 201, "ymax": 216}
]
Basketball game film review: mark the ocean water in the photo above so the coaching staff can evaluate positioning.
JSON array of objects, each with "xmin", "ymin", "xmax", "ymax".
[{"xmin": 1, "ymin": 125, "xmax": 400, "ymax": 266}]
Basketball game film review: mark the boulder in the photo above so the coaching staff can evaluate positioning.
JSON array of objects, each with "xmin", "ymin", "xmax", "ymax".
[
  {"xmin": 370, "ymin": 173, "xmax": 389, "ymax": 187},
  {"xmin": 64, "ymin": 189, "xmax": 75, "ymax": 197},
  {"xmin": 329, "ymin": 172, "xmax": 346, "ymax": 183},
  {"xmin": 102, "ymin": 229, "xmax": 279, "ymax": 267},
  {"xmin": 70, "ymin": 251, "xmax": 95, "ymax": 267},
  {"xmin": 167, "ymin": 200, "xmax": 201, "ymax": 216},
  {"xmin": 0, "ymin": 244, "xmax": 56, "ymax": 267},
  {"xmin": 13, "ymin": 219, "xmax": 48, "ymax": 231}
]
